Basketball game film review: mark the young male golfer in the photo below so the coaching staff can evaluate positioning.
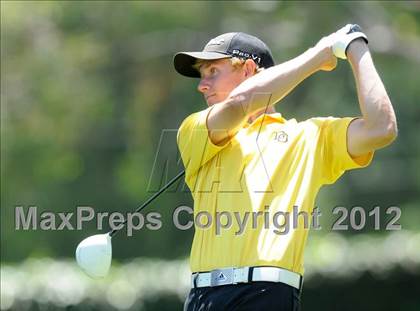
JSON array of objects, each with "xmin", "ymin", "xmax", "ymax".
[{"xmin": 174, "ymin": 25, "xmax": 397, "ymax": 310}]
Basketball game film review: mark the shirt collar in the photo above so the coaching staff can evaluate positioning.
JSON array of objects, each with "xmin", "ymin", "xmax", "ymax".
[{"xmin": 244, "ymin": 112, "xmax": 286, "ymax": 128}]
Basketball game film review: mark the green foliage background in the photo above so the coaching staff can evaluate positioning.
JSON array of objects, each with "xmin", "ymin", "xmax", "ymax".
[{"xmin": 1, "ymin": 1, "xmax": 419, "ymax": 310}]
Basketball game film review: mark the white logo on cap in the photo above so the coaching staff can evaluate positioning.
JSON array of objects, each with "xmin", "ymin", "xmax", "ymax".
[{"xmin": 232, "ymin": 49, "xmax": 261, "ymax": 64}]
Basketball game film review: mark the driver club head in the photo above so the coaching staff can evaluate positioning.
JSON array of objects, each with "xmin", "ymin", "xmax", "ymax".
[{"xmin": 75, "ymin": 233, "xmax": 112, "ymax": 279}]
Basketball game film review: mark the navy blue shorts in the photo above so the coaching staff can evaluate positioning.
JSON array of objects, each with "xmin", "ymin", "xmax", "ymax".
[{"xmin": 184, "ymin": 281, "xmax": 301, "ymax": 311}]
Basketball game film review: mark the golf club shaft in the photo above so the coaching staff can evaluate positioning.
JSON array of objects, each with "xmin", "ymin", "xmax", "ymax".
[{"xmin": 109, "ymin": 170, "xmax": 186, "ymax": 237}]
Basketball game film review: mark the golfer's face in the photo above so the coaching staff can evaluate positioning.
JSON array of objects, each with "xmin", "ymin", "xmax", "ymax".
[{"xmin": 197, "ymin": 59, "xmax": 245, "ymax": 106}]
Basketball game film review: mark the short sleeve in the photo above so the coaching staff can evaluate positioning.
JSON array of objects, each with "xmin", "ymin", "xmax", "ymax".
[
  {"xmin": 177, "ymin": 106, "xmax": 228, "ymax": 185},
  {"xmin": 311, "ymin": 117, "xmax": 374, "ymax": 185}
]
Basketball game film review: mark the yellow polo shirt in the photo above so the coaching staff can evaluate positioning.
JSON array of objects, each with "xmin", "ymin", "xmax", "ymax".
[{"xmin": 177, "ymin": 107, "xmax": 373, "ymax": 275}]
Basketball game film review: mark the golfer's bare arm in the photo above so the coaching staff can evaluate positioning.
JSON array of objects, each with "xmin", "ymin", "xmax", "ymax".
[
  {"xmin": 345, "ymin": 39, "xmax": 397, "ymax": 157},
  {"xmin": 207, "ymin": 43, "xmax": 335, "ymax": 145},
  {"xmin": 207, "ymin": 38, "xmax": 397, "ymax": 152}
]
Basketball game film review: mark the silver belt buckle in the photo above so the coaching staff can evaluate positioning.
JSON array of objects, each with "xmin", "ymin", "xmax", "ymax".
[{"xmin": 210, "ymin": 268, "xmax": 235, "ymax": 287}]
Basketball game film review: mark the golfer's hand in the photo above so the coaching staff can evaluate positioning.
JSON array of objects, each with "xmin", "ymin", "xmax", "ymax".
[
  {"xmin": 313, "ymin": 33, "xmax": 338, "ymax": 72},
  {"xmin": 333, "ymin": 24, "xmax": 368, "ymax": 60}
]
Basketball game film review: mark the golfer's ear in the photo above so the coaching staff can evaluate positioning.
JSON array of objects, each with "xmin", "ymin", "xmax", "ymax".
[{"xmin": 244, "ymin": 59, "xmax": 257, "ymax": 77}]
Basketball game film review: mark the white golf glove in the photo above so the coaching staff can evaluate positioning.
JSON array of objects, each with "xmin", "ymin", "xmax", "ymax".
[{"xmin": 332, "ymin": 24, "xmax": 368, "ymax": 59}]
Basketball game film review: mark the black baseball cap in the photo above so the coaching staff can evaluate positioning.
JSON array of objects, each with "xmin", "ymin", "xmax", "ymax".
[{"xmin": 174, "ymin": 32, "xmax": 275, "ymax": 78}]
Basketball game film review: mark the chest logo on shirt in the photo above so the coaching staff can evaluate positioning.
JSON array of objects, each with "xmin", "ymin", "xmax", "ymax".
[{"xmin": 273, "ymin": 131, "xmax": 288, "ymax": 143}]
